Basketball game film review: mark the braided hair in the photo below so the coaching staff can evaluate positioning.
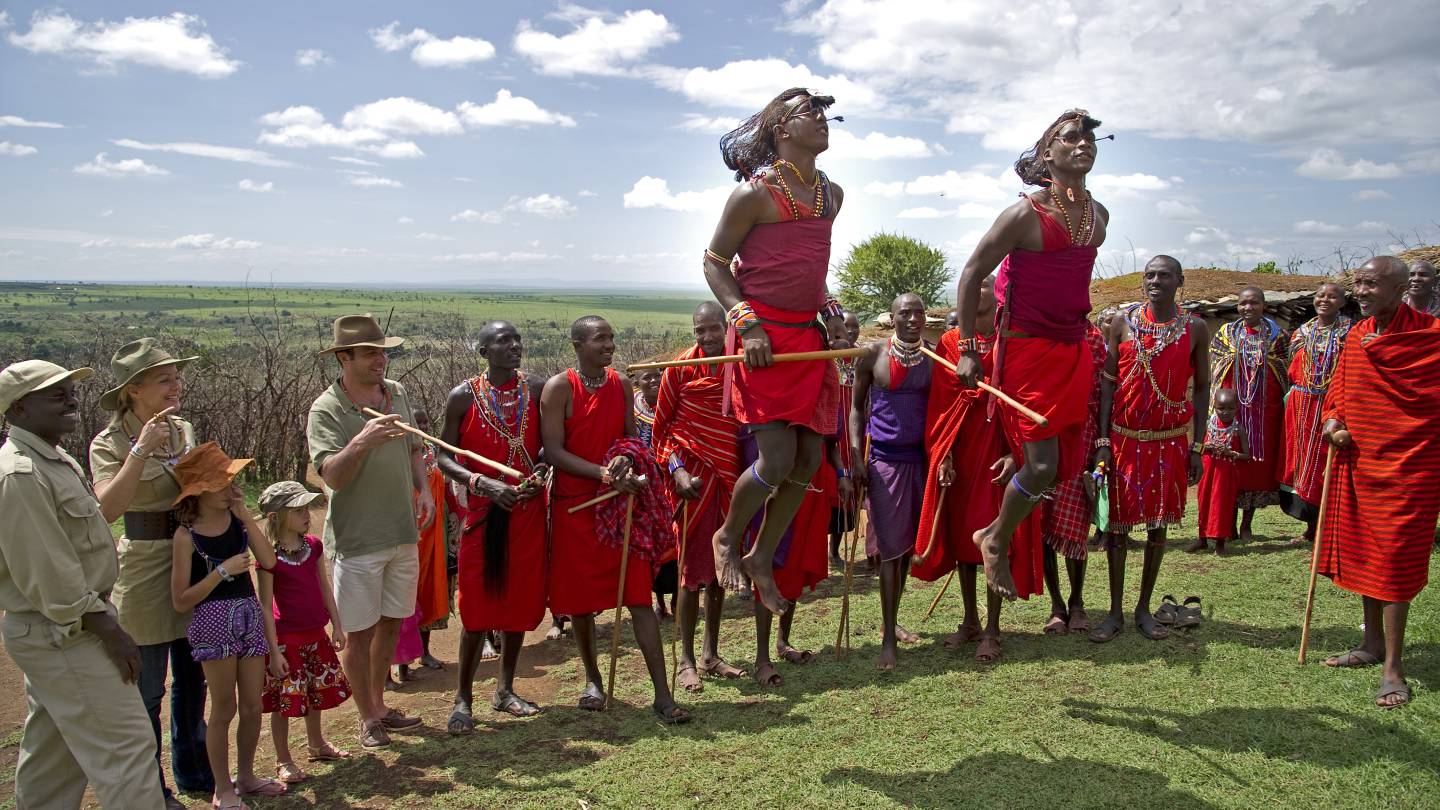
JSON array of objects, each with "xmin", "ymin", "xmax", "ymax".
[
  {"xmin": 719, "ymin": 88, "xmax": 834, "ymax": 181},
  {"xmin": 1014, "ymin": 109, "xmax": 1102, "ymax": 187}
]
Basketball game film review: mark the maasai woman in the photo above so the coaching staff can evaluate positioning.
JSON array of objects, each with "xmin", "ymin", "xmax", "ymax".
[{"xmin": 1280, "ymin": 282, "xmax": 1352, "ymax": 545}]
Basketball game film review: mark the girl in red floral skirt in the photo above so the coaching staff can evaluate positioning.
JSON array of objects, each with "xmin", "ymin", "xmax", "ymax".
[{"xmin": 257, "ymin": 481, "xmax": 352, "ymax": 784}]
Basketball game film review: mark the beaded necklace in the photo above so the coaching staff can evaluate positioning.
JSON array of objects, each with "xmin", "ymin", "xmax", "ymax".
[
  {"xmin": 836, "ymin": 357, "xmax": 857, "ymax": 387},
  {"xmin": 1226, "ymin": 319, "xmax": 1272, "ymax": 408},
  {"xmin": 1205, "ymin": 413, "xmax": 1240, "ymax": 450},
  {"xmin": 1049, "ymin": 187, "xmax": 1095, "ymax": 246},
  {"xmin": 1123, "ymin": 304, "xmax": 1190, "ymax": 409},
  {"xmin": 275, "ymin": 536, "xmax": 312, "ymax": 566},
  {"xmin": 887, "ymin": 334, "xmax": 924, "ymax": 368},
  {"xmin": 125, "ymin": 413, "xmax": 192, "ymax": 467},
  {"xmin": 1403, "ymin": 291, "xmax": 1440, "ymax": 317},
  {"xmin": 470, "ymin": 372, "xmax": 534, "ymax": 473},
  {"xmin": 575, "ymin": 367, "xmax": 608, "ymax": 390},
  {"xmin": 1289, "ymin": 316, "xmax": 1351, "ymax": 493},
  {"xmin": 770, "ymin": 162, "xmax": 827, "ymax": 221}
]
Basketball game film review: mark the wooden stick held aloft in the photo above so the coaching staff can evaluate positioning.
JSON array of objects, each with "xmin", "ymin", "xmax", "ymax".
[
  {"xmin": 360, "ymin": 406, "xmax": 525, "ymax": 481},
  {"xmin": 626, "ymin": 347, "xmax": 869, "ymax": 372},
  {"xmin": 919, "ymin": 346, "xmax": 1049, "ymax": 427}
]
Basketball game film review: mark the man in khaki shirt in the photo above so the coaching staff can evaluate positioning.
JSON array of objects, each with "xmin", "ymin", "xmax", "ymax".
[{"xmin": 0, "ymin": 360, "xmax": 166, "ymax": 809}]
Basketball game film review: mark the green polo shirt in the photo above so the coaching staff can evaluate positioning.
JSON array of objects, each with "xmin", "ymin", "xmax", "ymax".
[{"xmin": 306, "ymin": 378, "xmax": 419, "ymax": 559}]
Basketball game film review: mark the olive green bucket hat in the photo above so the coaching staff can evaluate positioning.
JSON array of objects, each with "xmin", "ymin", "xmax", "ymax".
[{"xmin": 99, "ymin": 338, "xmax": 199, "ymax": 412}]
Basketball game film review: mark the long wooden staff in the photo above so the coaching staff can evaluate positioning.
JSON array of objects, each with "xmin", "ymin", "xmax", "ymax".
[
  {"xmin": 835, "ymin": 437, "xmax": 870, "ymax": 655},
  {"xmin": 1299, "ymin": 441, "xmax": 1340, "ymax": 665},
  {"xmin": 923, "ymin": 568, "xmax": 955, "ymax": 622},
  {"xmin": 360, "ymin": 406, "xmax": 525, "ymax": 481},
  {"xmin": 911, "ymin": 489, "xmax": 948, "ymax": 568},
  {"xmin": 669, "ymin": 500, "xmax": 688, "ymax": 693},
  {"xmin": 918, "ymin": 346, "xmax": 1049, "ymax": 427},
  {"xmin": 605, "ymin": 496, "xmax": 637, "ymax": 709},
  {"xmin": 628, "ymin": 347, "xmax": 869, "ymax": 372},
  {"xmin": 566, "ymin": 477, "xmax": 650, "ymax": 514}
]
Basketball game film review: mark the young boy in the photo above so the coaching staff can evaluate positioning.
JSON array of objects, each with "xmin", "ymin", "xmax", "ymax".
[{"xmin": 1191, "ymin": 389, "xmax": 1250, "ymax": 555}]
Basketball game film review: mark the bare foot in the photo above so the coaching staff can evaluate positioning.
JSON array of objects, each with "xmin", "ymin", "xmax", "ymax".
[
  {"xmin": 740, "ymin": 553, "xmax": 791, "ymax": 617},
  {"xmin": 972, "ymin": 528, "xmax": 1016, "ymax": 600},
  {"xmin": 1240, "ymin": 526, "xmax": 1255, "ymax": 543},
  {"xmin": 545, "ymin": 621, "xmax": 565, "ymax": 641},
  {"xmin": 421, "ymin": 653, "xmax": 445, "ymax": 670},
  {"xmin": 944, "ymin": 623, "xmax": 981, "ymax": 650},
  {"xmin": 1185, "ymin": 539, "xmax": 1208, "ymax": 554},
  {"xmin": 895, "ymin": 624, "xmax": 920, "ymax": 644},
  {"xmin": 878, "ymin": 643, "xmax": 898, "ymax": 671},
  {"xmin": 480, "ymin": 636, "xmax": 498, "ymax": 661},
  {"xmin": 713, "ymin": 529, "xmax": 746, "ymax": 592}
]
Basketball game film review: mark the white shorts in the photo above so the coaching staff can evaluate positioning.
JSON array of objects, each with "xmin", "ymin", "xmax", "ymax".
[{"xmin": 332, "ymin": 544, "xmax": 419, "ymax": 633}]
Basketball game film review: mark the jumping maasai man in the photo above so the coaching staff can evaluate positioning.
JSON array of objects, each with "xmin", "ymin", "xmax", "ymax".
[
  {"xmin": 916, "ymin": 275, "xmax": 1044, "ymax": 663},
  {"xmin": 1092, "ymin": 256, "xmax": 1209, "ymax": 642},
  {"xmin": 954, "ymin": 109, "xmax": 1110, "ymax": 599},
  {"xmin": 434, "ymin": 321, "xmax": 549, "ymax": 734},
  {"xmin": 1038, "ymin": 316, "xmax": 1106, "ymax": 636},
  {"xmin": 703, "ymin": 88, "xmax": 850, "ymax": 617},
  {"xmin": 851, "ymin": 293, "xmax": 932, "ymax": 670},
  {"xmin": 830, "ymin": 311, "xmax": 861, "ymax": 567},
  {"xmin": 540, "ymin": 316, "xmax": 689, "ymax": 724},
  {"xmin": 1279, "ymin": 283, "xmax": 1352, "ymax": 546},
  {"xmin": 1318, "ymin": 256, "xmax": 1440, "ymax": 709},
  {"xmin": 1403, "ymin": 259, "xmax": 1439, "ymax": 317},
  {"xmin": 1210, "ymin": 286, "xmax": 1289, "ymax": 541},
  {"xmin": 652, "ymin": 302, "xmax": 747, "ymax": 693}
]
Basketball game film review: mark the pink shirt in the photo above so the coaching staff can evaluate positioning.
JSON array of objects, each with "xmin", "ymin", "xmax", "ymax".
[{"xmin": 269, "ymin": 535, "xmax": 330, "ymax": 636}]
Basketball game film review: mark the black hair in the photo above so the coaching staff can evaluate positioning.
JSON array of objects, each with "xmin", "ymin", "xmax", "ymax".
[
  {"xmin": 476, "ymin": 320, "xmax": 515, "ymax": 349},
  {"xmin": 1149, "ymin": 255, "xmax": 1183, "ymax": 275},
  {"xmin": 693, "ymin": 300, "xmax": 724, "ymax": 321},
  {"xmin": 1014, "ymin": 109, "xmax": 1102, "ymax": 186},
  {"xmin": 570, "ymin": 315, "xmax": 608, "ymax": 342},
  {"xmin": 483, "ymin": 508, "xmax": 509, "ymax": 597},
  {"xmin": 719, "ymin": 88, "xmax": 834, "ymax": 182}
]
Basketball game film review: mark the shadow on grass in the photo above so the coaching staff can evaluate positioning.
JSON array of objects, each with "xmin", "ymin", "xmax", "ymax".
[
  {"xmin": 824, "ymin": 751, "xmax": 1219, "ymax": 808},
  {"xmin": 1062, "ymin": 698, "xmax": 1440, "ymax": 773}
]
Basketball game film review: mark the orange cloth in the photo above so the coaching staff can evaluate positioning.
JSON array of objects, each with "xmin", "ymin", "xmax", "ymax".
[{"xmin": 416, "ymin": 462, "xmax": 449, "ymax": 628}]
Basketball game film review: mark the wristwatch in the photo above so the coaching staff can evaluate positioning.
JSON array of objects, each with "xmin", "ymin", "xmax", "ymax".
[{"xmin": 216, "ymin": 565, "xmax": 234, "ymax": 583}]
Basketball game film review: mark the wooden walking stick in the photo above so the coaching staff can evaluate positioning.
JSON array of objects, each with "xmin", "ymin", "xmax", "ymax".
[
  {"xmin": 360, "ymin": 407, "xmax": 526, "ymax": 481},
  {"xmin": 627, "ymin": 347, "xmax": 869, "ymax": 372},
  {"xmin": 1299, "ymin": 441, "xmax": 1340, "ymax": 665},
  {"xmin": 669, "ymin": 500, "xmax": 688, "ymax": 693},
  {"xmin": 918, "ymin": 346, "xmax": 1049, "ymax": 427},
  {"xmin": 566, "ymin": 477, "xmax": 649, "ymax": 514},
  {"xmin": 605, "ymin": 495, "xmax": 637, "ymax": 709},
  {"xmin": 835, "ymin": 437, "xmax": 870, "ymax": 655},
  {"xmin": 923, "ymin": 568, "xmax": 956, "ymax": 622}
]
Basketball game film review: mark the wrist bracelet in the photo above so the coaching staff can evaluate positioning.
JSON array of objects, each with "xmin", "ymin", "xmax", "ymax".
[
  {"xmin": 667, "ymin": 456, "xmax": 685, "ymax": 474},
  {"xmin": 1093, "ymin": 437, "xmax": 1112, "ymax": 449},
  {"xmin": 728, "ymin": 300, "xmax": 760, "ymax": 333},
  {"xmin": 129, "ymin": 445, "xmax": 149, "ymax": 460},
  {"xmin": 600, "ymin": 469, "xmax": 613, "ymax": 485},
  {"xmin": 956, "ymin": 336, "xmax": 980, "ymax": 354},
  {"xmin": 215, "ymin": 566, "xmax": 234, "ymax": 583},
  {"xmin": 704, "ymin": 248, "xmax": 733, "ymax": 267},
  {"xmin": 836, "ymin": 468, "xmax": 851, "ymax": 479},
  {"xmin": 821, "ymin": 294, "xmax": 844, "ymax": 322}
]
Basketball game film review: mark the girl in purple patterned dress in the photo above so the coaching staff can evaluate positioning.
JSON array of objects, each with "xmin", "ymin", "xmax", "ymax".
[{"xmin": 169, "ymin": 442, "xmax": 283, "ymax": 807}]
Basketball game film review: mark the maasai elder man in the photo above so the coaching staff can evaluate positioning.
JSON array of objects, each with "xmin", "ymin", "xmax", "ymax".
[
  {"xmin": 306, "ymin": 315, "xmax": 434, "ymax": 748},
  {"xmin": 541, "ymin": 316, "xmax": 689, "ymax": 723},
  {"xmin": 1317, "ymin": 256, "xmax": 1440, "ymax": 709},
  {"xmin": 851, "ymin": 293, "xmax": 932, "ymax": 670},
  {"xmin": 703, "ymin": 88, "xmax": 850, "ymax": 617},
  {"xmin": 652, "ymin": 302, "xmax": 748, "ymax": 692},
  {"xmin": 434, "ymin": 321, "xmax": 549, "ymax": 734},
  {"xmin": 830, "ymin": 311, "xmax": 861, "ymax": 566},
  {"xmin": 1280, "ymin": 283, "xmax": 1352, "ymax": 546},
  {"xmin": 1092, "ymin": 256, "xmax": 1209, "ymax": 642},
  {"xmin": 0, "ymin": 360, "xmax": 167, "ymax": 808},
  {"xmin": 1403, "ymin": 259, "xmax": 1439, "ymax": 317},
  {"xmin": 1210, "ymin": 286, "xmax": 1289, "ymax": 541},
  {"xmin": 954, "ymin": 109, "xmax": 1110, "ymax": 599}
]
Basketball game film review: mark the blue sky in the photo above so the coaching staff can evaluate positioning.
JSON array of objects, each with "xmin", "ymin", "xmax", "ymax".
[{"xmin": 1, "ymin": 1, "xmax": 1436, "ymax": 288}]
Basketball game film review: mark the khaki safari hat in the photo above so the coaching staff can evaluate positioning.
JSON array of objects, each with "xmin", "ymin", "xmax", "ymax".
[
  {"xmin": 99, "ymin": 338, "xmax": 199, "ymax": 412},
  {"xmin": 171, "ymin": 442, "xmax": 253, "ymax": 505},
  {"xmin": 0, "ymin": 360, "xmax": 94, "ymax": 414},
  {"xmin": 259, "ymin": 480, "xmax": 323, "ymax": 514},
  {"xmin": 317, "ymin": 314, "xmax": 404, "ymax": 356}
]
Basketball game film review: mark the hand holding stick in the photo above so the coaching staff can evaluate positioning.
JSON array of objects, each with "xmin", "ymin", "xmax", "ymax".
[
  {"xmin": 919, "ymin": 346, "xmax": 1049, "ymax": 427},
  {"xmin": 360, "ymin": 407, "xmax": 525, "ymax": 481}
]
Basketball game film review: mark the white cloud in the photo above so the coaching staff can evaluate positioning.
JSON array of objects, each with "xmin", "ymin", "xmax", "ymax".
[
  {"xmin": 397, "ymin": 216, "xmax": 414, "ymax": 224},
  {"xmin": 864, "ymin": 180, "xmax": 906, "ymax": 197},
  {"xmin": 590, "ymin": 252, "xmax": 688, "ymax": 266},
  {"xmin": 295, "ymin": 49, "xmax": 333, "ymax": 68},
  {"xmin": 451, "ymin": 209, "xmax": 503, "ymax": 224},
  {"xmin": 1293, "ymin": 219, "xmax": 1343, "ymax": 235},
  {"xmin": 342, "ymin": 97, "xmax": 461, "ymax": 136},
  {"xmin": 431, "ymin": 251, "xmax": 555, "ymax": 264},
  {"xmin": 824, "ymin": 129, "xmax": 932, "ymax": 160},
  {"xmin": 457, "ymin": 90, "xmax": 576, "ymax": 128},
  {"xmin": 877, "ymin": 168, "xmax": 1015, "ymax": 205},
  {"xmin": 1089, "ymin": 173, "xmax": 1171, "ymax": 199},
  {"xmin": 370, "ymin": 22, "xmax": 495, "ymax": 68},
  {"xmin": 505, "ymin": 194, "xmax": 576, "ymax": 219},
  {"xmin": 1296, "ymin": 148, "xmax": 1403, "ymax": 181},
  {"xmin": 73, "ymin": 152, "xmax": 168, "ymax": 177},
  {"xmin": 6, "ymin": 11, "xmax": 239, "ymax": 78},
  {"xmin": 660, "ymin": 58, "xmax": 879, "ymax": 112},
  {"xmin": 330, "ymin": 155, "xmax": 380, "ymax": 167},
  {"xmin": 237, "ymin": 179, "xmax": 273, "ymax": 193},
  {"xmin": 159, "ymin": 233, "xmax": 261, "ymax": 250},
  {"xmin": 0, "ymin": 141, "xmax": 38, "ymax": 157},
  {"xmin": 896, "ymin": 202, "xmax": 998, "ymax": 220},
  {"xmin": 259, "ymin": 106, "xmax": 389, "ymax": 150},
  {"xmin": 895, "ymin": 207, "xmax": 948, "ymax": 220},
  {"xmin": 415, "ymin": 232, "xmax": 454, "ymax": 241},
  {"xmin": 677, "ymin": 114, "xmax": 740, "ymax": 133},
  {"xmin": 1352, "ymin": 189, "xmax": 1391, "ymax": 201},
  {"xmin": 514, "ymin": 8, "xmax": 677, "ymax": 77},
  {"xmin": 623, "ymin": 176, "xmax": 730, "ymax": 213},
  {"xmin": 346, "ymin": 173, "xmax": 402, "ymax": 189},
  {"xmin": 360, "ymin": 141, "xmax": 425, "ymax": 159},
  {"xmin": 577, "ymin": 189, "xmax": 597, "ymax": 197},
  {"xmin": 1357, "ymin": 220, "xmax": 1391, "ymax": 233},
  {"xmin": 1156, "ymin": 200, "xmax": 1203, "ymax": 221},
  {"xmin": 1186, "ymin": 226, "xmax": 1231, "ymax": 245},
  {"xmin": 112, "ymin": 138, "xmax": 295, "ymax": 168},
  {"xmin": 0, "ymin": 114, "xmax": 64, "ymax": 128},
  {"xmin": 99, "ymin": 209, "xmax": 114, "ymax": 217}
]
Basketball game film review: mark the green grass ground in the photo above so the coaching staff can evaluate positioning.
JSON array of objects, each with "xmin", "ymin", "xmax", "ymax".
[{"xmin": 164, "ymin": 507, "xmax": 1436, "ymax": 810}]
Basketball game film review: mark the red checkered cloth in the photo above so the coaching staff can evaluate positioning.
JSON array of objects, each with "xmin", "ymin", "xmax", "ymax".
[
  {"xmin": 1041, "ymin": 324, "xmax": 1105, "ymax": 560},
  {"xmin": 596, "ymin": 437, "xmax": 677, "ymax": 564}
]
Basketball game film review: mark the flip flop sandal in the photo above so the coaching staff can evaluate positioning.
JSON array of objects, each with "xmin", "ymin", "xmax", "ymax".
[
  {"xmin": 974, "ymin": 637, "xmax": 1002, "ymax": 663},
  {"xmin": 700, "ymin": 658, "xmax": 747, "ymax": 679},
  {"xmin": 1178, "ymin": 596, "xmax": 1203, "ymax": 628},
  {"xmin": 1154, "ymin": 595, "xmax": 1181, "ymax": 626},
  {"xmin": 944, "ymin": 625, "xmax": 981, "ymax": 650},
  {"xmin": 1325, "ymin": 649, "xmax": 1382, "ymax": 668},
  {"xmin": 1043, "ymin": 614, "xmax": 1070, "ymax": 635},
  {"xmin": 652, "ymin": 703, "xmax": 692, "ymax": 725},
  {"xmin": 306, "ymin": 742, "xmax": 351, "ymax": 762},
  {"xmin": 676, "ymin": 663, "xmax": 705, "ymax": 693},
  {"xmin": 1067, "ymin": 608, "xmax": 1091, "ymax": 634},
  {"xmin": 753, "ymin": 662, "xmax": 783, "ymax": 687},
  {"xmin": 447, "ymin": 707, "xmax": 476, "ymax": 736},
  {"xmin": 578, "ymin": 692, "xmax": 606, "ymax": 711},
  {"xmin": 276, "ymin": 762, "xmax": 307, "ymax": 784},
  {"xmin": 493, "ymin": 693, "xmax": 542, "ymax": 717},
  {"xmin": 212, "ymin": 797, "xmax": 247, "ymax": 810},
  {"xmin": 237, "ymin": 778, "xmax": 287, "ymax": 797},
  {"xmin": 1375, "ymin": 680, "xmax": 1412, "ymax": 710},
  {"xmin": 1088, "ymin": 616, "xmax": 1124, "ymax": 644},
  {"xmin": 779, "ymin": 647, "xmax": 815, "ymax": 665}
]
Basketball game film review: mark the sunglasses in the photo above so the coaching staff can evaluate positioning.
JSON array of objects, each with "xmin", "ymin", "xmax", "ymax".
[{"xmin": 781, "ymin": 93, "xmax": 842, "ymax": 124}]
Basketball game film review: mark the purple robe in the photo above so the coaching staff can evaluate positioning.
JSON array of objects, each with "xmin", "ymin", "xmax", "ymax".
[{"xmin": 865, "ymin": 355, "xmax": 932, "ymax": 561}]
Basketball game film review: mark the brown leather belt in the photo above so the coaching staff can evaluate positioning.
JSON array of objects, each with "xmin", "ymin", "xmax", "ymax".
[
  {"xmin": 122, "ymin": 510, "xmax": 179, "ymax": 540},
  {"xmin": 1113, "ymin": 424, "xmax": 1190, "ymax": 442}
]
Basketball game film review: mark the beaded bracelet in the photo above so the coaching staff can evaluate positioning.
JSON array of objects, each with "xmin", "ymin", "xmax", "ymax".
[
  {"xmin": 667, "ymin": 455, "xmax": 685, "ymax": 474},
  {"xmin": 704, "ymin": 248, "xmax": 733, "ymax": 267},
  {"xmin": 1093, "ymin": 437, "xmax": 1112, "ymax": 449},
  {"xmin": 728, "ymin": 300, "xmax": 760, "ymax": 333},
  {"xmin": 821, "ymin": 294, "xmax": 844, "ymax": 322},
  {"xmin": 1100, "ymin": 370, "xmax": 1119, "ymax": 383}
]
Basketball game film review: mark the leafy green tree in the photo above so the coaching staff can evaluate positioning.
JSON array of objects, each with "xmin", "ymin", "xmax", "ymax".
[
  {"xmin": 1251, "ymin": 260, "xmax": 1279, "ymax": 274},
  {"xmin": 835, "ymin": 232, "xmax": 951, "ymax": 320}
]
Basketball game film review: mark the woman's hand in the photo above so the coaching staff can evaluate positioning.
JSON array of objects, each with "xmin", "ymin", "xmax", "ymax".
[{"xmin": 133, "ymin": 406, "xmax": 178, "ymax": 457}]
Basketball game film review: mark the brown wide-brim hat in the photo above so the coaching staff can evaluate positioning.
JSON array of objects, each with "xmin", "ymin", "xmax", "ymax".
[
  {"xmin": 317, "ymin": 314, "xmax": 405, "ymax": 356},
  {"xmin": 171, "ymin": 441, "xmax": 254, "ymax": 505},
  {"xmin": 99, "ymin": 337, "xmax": 199, "ymax": 411}
]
